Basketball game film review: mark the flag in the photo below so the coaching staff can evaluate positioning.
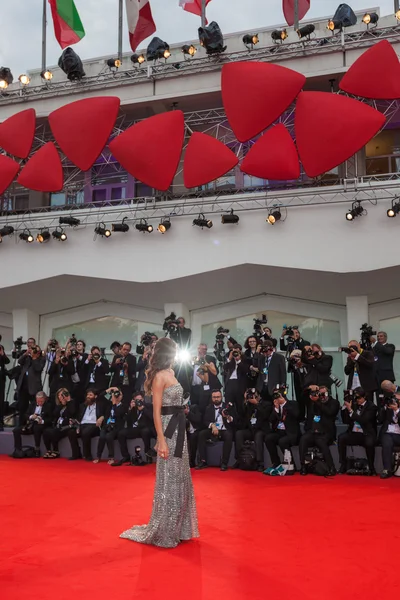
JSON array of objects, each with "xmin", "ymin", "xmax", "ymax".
[
  {"xmin": 180, "ymin": 0, "xmax": 212, "ymax": 18},
  {"xmin": 48, "ymin": 0, "xmax": 85, "ymax": 49},
  {"xmin": 282, "ymin": 0, "xmax": 310, "ymax": 27},
  {"xmin": 126, "ymin": 0, "xmax": 156, "ymax": 52}
]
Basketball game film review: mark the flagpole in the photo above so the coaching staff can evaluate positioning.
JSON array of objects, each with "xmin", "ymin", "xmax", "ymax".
[
  {"xmin": 201, "ymin": 0, "xmax": 206, "ymax": 28},
  {"xmin": 42, "ymin": 0, "xmax": 47, "ymax": 74},
  {"xmin": 118, "ymin": 0, "xmax": 123, "ymax": 62},
  {"xmin": 294, "ymin": 0, "xmax": 299, "ymax": 30}
]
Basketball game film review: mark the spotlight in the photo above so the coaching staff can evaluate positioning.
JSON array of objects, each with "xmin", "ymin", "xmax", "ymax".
[
  {"xmin": 297, "ymin": 24, "xmax": 315, "ymax": 39},
  {"xmin": 147, "ymin": 37, "xmax": 171, "ymax": 61},
  {"xmin": 387, "ymin": 198, "xmax": 400, "ymax": 218},
  {"xmin": 193, "ymin": 214, "xmax": 213, "ymax": 229},
  {"xmin": 95, "ymin": 223, "xmax": 112, "ymax": 237},
  {"xmin": 346, "ymin": 201, "xmax": 364, "ymax": 221},
  {"xmin": 37, "ymin": 229, "xmax": 51, "ymax": 243},
  {"xmin": 0, "ymin": 67, "xmax": 13, "ymax": 90},
  {"xmin": 243, "ymin": 34, "xmax": 259, "ymax": 49},
  {"xmin": 271, "ymin": 29, "xmax": 288, "ymax": 43},
  {"xmin": 18, "ymin": 74, "xmax": 30, "ymax": 86},
  {"xmin": 58, "ymin": 47, "xmax": 85, "ymax": 81},
  {"xmin": 52, "ymin": 228, "xmax": 67, "ymax": 241},
  {"xmin": 19, "ymin": 230, "xmax": 34, "ymax": 243},
  {"xmin": 157, "ymin": 218, "xmax": 171, "ymax": 234},
  {"xmin": 182, "ymin": 44, "xmax": 197, "ymax": 57},
  {"xmin": 131, "ymin": 53, "xmax": 145, "ymax": 65},
  {"xmin": 362, "ymin": 12, "xmax": 379, "ymax": 27},
  {"xmin": 266, "ymin": 209, "xmax": 282, "ymax": 225},
  {"xmin": 199, "ymin": 21, "xmax": 227, "ymax": 55},
  {"xmin": 328, "ymin": 4, "xmax": 357, "ymax": 32},
  {"xmin": 112, "ymin": 218, "xmax": 129, "ymax": 233},
  {"xmin": 135, "ymin": 219, "xmax": 153, "ymax": 233},
  {"xmin": 0, "ymin": 225, "xmax": 14, "ymax": 242},
  {"xmin": 107, "ymin": 58, "xmax": 122, "ymax": 69},
  {"xmin": 221, "ymin": 210, "xmax": 239, "ymax": 225},
  {"xmin": 59, "ymin": 216, "xmax": 80, "ymax": 227},
  {"xmin": 327, "ymin": 19, "xmax": 341, "ymax": 31},
  {"xmin": 396, "ymin": 10, "xmax": 400, "ymax": 21},
  {"xmin": 40, "ymin": 70, "xmax": 53, "ymax": 81}
]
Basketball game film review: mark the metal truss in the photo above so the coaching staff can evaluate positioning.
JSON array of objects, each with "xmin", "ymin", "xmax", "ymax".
[{"xmin": 1, "ymin": 24, "xmax": 400, "ymax": 106}]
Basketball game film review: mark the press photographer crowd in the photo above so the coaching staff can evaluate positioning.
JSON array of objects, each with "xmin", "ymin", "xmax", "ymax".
[{"xmin": 1, "ymin": 313, "xmax": 400, "ymax": 479}]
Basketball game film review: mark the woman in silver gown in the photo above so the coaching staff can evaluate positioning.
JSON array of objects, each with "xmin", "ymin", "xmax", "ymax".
[{"xmin": 120, "ymin": 337, "xmax": 199, "ymax": 548}]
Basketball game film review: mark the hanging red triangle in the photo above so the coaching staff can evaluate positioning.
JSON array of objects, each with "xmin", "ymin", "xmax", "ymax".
[
  {"xmin": 340, "ymin": 40, "xmax": 400, "ymax": 100},
  {"xmin": 49, "ymin": 97, "xmax": 120, "ymax": 171},
  {"xmin": 222, "ymin": 62, "xmax": 305, "ymax": 143},
  {"xmin": 109, "ymin": 111, "xmax": 185, "ymax": 191},
  {"xmin": 295, "ymin": 92, "xmax": 386, "ymax": 178},
  {"xmin": 0, "ymin": 155, "xmax": 20, "ymax": 194},
  {"xmin": 241, "ymin": 124, "xmax": 300, "ymax": 180},
  {"xmin": 184, "ymin": 132, "xmax": 239, "ymax": 188},
  {"xmin": 0, "ymin": 108, "xmax": 36, "ymax": 159},
  {"xmin": 17, "ymin": 142, "xmax": 63, "ymax": 192}
]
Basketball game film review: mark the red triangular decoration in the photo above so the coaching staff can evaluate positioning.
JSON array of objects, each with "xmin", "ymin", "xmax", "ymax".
[
  {"xmin": 222, "ymin": 62, "xmax": 305, "ymax": 143},
  {"xmin": 184, "ymin": 132, "xmax": 239, "ymax": 188},
  {"xmin": 340, "ymin": 40, "xmax": 400, "ymax": 100},
  {"xmin": 0, "ymin": 108, "xmax": 36, "ymax": 159},
  {"xmin": 109, "ymin": 111, "xmax": 185, "ymax": 191},
  {"xmin": 49, "ymin": 97, "xmax": 120, "ymax": 171},
  {"xmin": 17, "ymin": 142, "xmax": 63, "ymax": 192},
  {"xmin": 0, "ymin": 155, "xmax": 20, "ymax": 194},
  {"xmin": 241, "ymin": 124, "xmax": 300, "ymax": 180},
  {"xmin": 295, "ymin": 92, "xmax": 386, "ymax": 178}
]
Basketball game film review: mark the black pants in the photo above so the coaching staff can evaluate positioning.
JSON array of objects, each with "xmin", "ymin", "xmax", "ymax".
[
  {"xmin": 299, "ymin": 431, "xmax": 335, "ymax": 469},
  {"xmin": 0, "ymin": 383, "xmax": 5, "ymax": 426},
  {"xmin": 235, "ymin": 429, "xmax": 265, "ymax": 463},
  {"xmin": 381, "ymin": 432, "xmax": 400, "ymax": 471},
  {"xmin": 17, "ymin": 385, "xmax": 35, "ymax": 424},
  {"xmin": 13, "ymin": 423, "xmax": 45, "ymax": 450},
  {"xmin": 118, "ymin": 427, "xmax": 152, "ymax": 459},
  {"xmin": 225, "ymin": 380, "xmax": 245, "ymax": 420},
  {"xmin": 338, "ymin": 431, "xmax": 376, "ymax": 471},
  {"xmin": 264, "ymin": 430, "xmax": 298, "ymax": 467},
  {"xmin": 97, "ymin": 428, "xmax": 120, "ymax": 458},
  {"xmin": 68, "ymin": 424, "xmax": 100, "ymax": 459},
  {"xmin": 43, "ymin": 427, "xmax": 70, "ymax": 451},
  {"xmin": 187, "ymin": 430, "xmax": 200, "ymax": 467},
  {"xmin": 198, "ymin": 428, "xmax": 233, "ymax": 466}
]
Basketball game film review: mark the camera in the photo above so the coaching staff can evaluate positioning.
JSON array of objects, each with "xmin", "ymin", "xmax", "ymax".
[
  {"xmin": 259, "ymin": 343, "xmax": 271, "ymax": 355},
  {"xmin": 385, "ymin": 395, "xmax": 399, "ymax": 407},
  {"xmin": 221, "ymin": 402, "xmax": 234, "ymax": 418},
  {"xmin": 112, "ymin": 390, "xmax": 121, "ymax": 398},
  {"xmin": 71, "ymin": 349, "xmax": 78, "ymax": 357},
  {"xmin": 330, "ymin": 375, "xmax": 343, "ymax": 388},
  {"xmin": 163, "ymin": 312, "xmax": 179, "ymax": 333},
  {"xmin": 130, "ymin": 445, "xmax": 146, "ymax": 466},
  {"xmin": 360, "ymin": 323, "xmax": 376, "ymax": 350},
  {"xmin": 69, "ymin": 333, "xmax": 77, "ymax": 346},
  {"xmin": 283, "ymin": 324, "xmax": 298, "ymax": 338},
  {"xmin": 49, "ymin": 338, "xmax": 58, "ymax": 352},
  {"xmin": 14, "ymin": 336, "xmax": 26, "ymax": 350},
  {"xmin": 253, "ymin": 314, "xmax": 268, "ymax": 335},
  {"xmin": 272, "ymin": 384, "xmax": 287, "ymax": 400},
  {"xmin": 216, "ymin": 326, "xmax": 229, "ymax": 342},
  {"xmin": 343, "ymin": 389, "xmax": 354, "ymax": 403},
  {"xmin": 135, "ymin": 399, "xmax": 144, "ymax": 408},
  {"xmin": 232, "ymin": 350, "xmax": 241, "ymax": 358},
  {"xmin": 21, "ymin": 421, "xmax": 35, "ymax": 434},
  {"xmin": 340, "ymin": 345, "xmax": 358, "ymax": 354},
  {"xmin": 141, "ymin": 331, "xmax": 152, "ymax": 347},
  {"xmin": 69, "ymin": 419, "xmax": 80, "ymax": 431},
  {"xmin": 245, "ymin": 388, "xmax": 257, "ymax": 401}
]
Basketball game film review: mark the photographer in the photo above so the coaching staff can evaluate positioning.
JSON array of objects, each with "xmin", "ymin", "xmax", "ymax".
[
  {"xmin": 252, "ymin": 340, "xmax": 286, "ymax": 403},
  {"xmin": 378, "ymin": 385, "xmax": 400, "ymax": 478},
  {"xmin": 94, "ymin": 387, "xmax": 128, "ymax": 465},
  {"xmin": 16, "ymin": 344, "xmax": 46, "ymax": 422},
  {"xmin": 42, "ymin": 388, "xmax": 77, "ymax": 459},
  {"xmin": 113, "ymin": 391, "xmax": 155, "ymax": 466},
  {"xmin": 110, "ymin": 341, "xmax": 121, "ymax": 356},
  {"xmin": 280, "ymin": 327, "xmax": 310, "ymax": 353},
  {"xmin": 48, "ymin": 347, "xmax": 73, "ymax": 404},
  {"xmin": 260, "ymin": 326, "xmax": 278, "ymax": 349},
  {"xmin": 0, "ymin": 344, "xmax": 10, "ymax": 431},
  {"xmin": 196, "ymin": 389, "xmax": 236, "ymax": 471},
  {"xmin": 287, "ymin": 349, "xmax": 308, "ymax": 421},
  {"xmin": 110, "ymin": 342, "xmax": 137, "ymax": 402},
  {"xmin": 343, "ymin": 340, "xmax": 377, "ymax": 403},
  {"xmin": 12, "ymin": 391, "xmax": 52, "ymax": 458},
  {"xmin": 69, "ymin": 339, "xmax": 87, "ymax": 406},
  {"xmin": 191, "ymin": 344, "xmax": 217, "ymax": 405},
  {"xmin": 224, "ymin": 344, "xmax": 249, "ymax": 419},
  {"xmin": 12, "ymin": 336, "xmax": 35, "ymax": 360},
  {"xmin": 67, "ymin": 389, "xmax": 106, "ymax": 461},
  {"xmin": 264, "ymin": 388, "xmax": 300, "ymax": 471},
  {"xmin": 163, "ymin": 313, "xmax": 191, "ymax": 348},
  {"xmin": 196, "ymin": 364, "xmax": 222, "ymax": 415},
  {"xmin": 136, "ymin": 333, "xmax": 158, "ymax": 356},
  {"xmin": 338, "ymin": 387, "xmax": 377, "ymax": 475},
  {"xmin": 83, "ymin": 346, "xmax": 110, "ymax": 394},
  {"xmin": 299, "ymin": 385, "xmax": 340, "ymax": 476},
  {"xmin": 185, "ymin": 398, "xmax": 203, "ymax": 468},
  {"xmin": 371, "ymin": 331, "xmax": 396, "ymax": 385},
  {"xmin": 235, "ymin": 389, "xmax": 271, "ymax": 472},
  {"xmin": 244, "ymin": 336, "xmax": 259, "ymax": 361},
  {"xmin": 302, "ymin": 344, "xmax": 333, "ymax": 390},
  {"xmin": 136, "ymin": 343, "xmax": 154, "ymax": 392}
]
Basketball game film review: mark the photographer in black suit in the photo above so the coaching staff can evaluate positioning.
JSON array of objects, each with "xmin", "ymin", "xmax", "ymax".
[
  {"xmin": 372, "ymin": 332, "xmax": 396, "ymax": 385},
  {"xmin": 196, "ymin": 389, "xmax": 236, "ymax": 471},
  {"xmin": 343, "ymin": 340, "xmax": 377, "ymax": 403},
  {"xmin": 43, "ymin": 388, "xmax": 77, "ymax": 458},
  {"xmin": 378, "ymin": 385, "xmax": 400, "ymax": 478},
  {"xmin": 191, "ymin": 344, "xmax": 217, "ymax": 405},
  {"xmin": 113, "ymin": 391, "xmax": 155, "ymax": 466},
  {"xmin": 83, "ymin": 346, "xmax": 110, "ymax": 394},
  {"xmin": 235, "ymin": 389, "xmax": 271, "ymax": 471},
  {"xmin": 224, "ymin": 344, "xmax": 249, "ymax": 419},
  {"xmin": 299, "ymin": 385, "xmax": 340, "ymax": 475},
  {"xmin": 287, "ymin": 349, "xmax": 308, "ymax": 421},
  {"xmin": 338, "ymin": 387, "xmax": 377, "ymax": 475},
  {"xmin": 16, "ymin": 344, "xmax": 46, "ymax": 422},
  {"xmin": 252, "ymin": 340, "xmax": 286, "ymax": 403},
  {"xmin": 264, "ymin": 390, "xmax": 300, "ymax": 470},
  {"xmin": 48, "ymin": 347, "xmax": 73, "ymax": 404},
  {"xmin": 110, "ymin": 342, "xmax": 137, "ymax": 403},
  {"xmin": 280, "ymin": 327, "xmax": 310, "ymax": 353},
  {"xmin": 0, "ymin": 344, "xmax": 10, "ymax": 431},
  {"xmin": 67, "ymin": 389, "xmax": 106, "ymax": 461},
  {"xmin": 196, "ymin": 365, "xmax": 221, "ymax": 415},
  {"xmin": 185, "ymin": 400, "xmax": 203, "ymax": 467},
  {"xmin": 94, "ymin": 387, "xmax": 128, "ymax": 464},
  {"xmin": 12, "ymin": 391, "xmax": 53, "ymax": 458},
  {"xmin": 69, "ymin": 340, "xmax": 88, "ymax": 406},
  {"xmin": 302, "ymin": 344, "xmax": 333, "ymax": 390}
]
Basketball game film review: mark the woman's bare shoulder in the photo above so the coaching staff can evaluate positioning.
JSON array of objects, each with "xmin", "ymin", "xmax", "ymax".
[{"xmin": 153, "ymin": 369, "xmax": 176, "ymax": 387}]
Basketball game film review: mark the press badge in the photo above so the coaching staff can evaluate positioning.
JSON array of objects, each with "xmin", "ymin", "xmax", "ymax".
[
  {"xmin": 313, "ymin": 415, "xmax": 321, "ymax": 423},
  {"xmin": 203, "ymin": 385, "xmax": 210, "ymax": 391},
  {"xmin": 353, "ymin": 421, "xmax": 363, "ymax": 433}
]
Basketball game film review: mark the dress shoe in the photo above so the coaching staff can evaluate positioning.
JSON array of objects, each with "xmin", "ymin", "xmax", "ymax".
[
  {"xmin": 380, "ymin": 470, "xmax": 392, "ymax": 479},
  {"xmin": 68, "ymin": 455, "xmax": 82, "ymax": 461},
  {"xmin": 111, "ymin": 457, "xmax": 130, "ymax": 467},
  {"xmin": 328, "ymin": 467, "xmax": 337, "ymax": 476},
  {"xmin": 34, "ymin": 448, "xmax": 41, "ymax": 458},
  {"xmin": 231, "ymin": 461, "xmax": 240, "ymax": 470},
  {"xmin": 257, "ymin": 464, "xmax": 265, "ymax": 473},
  {"xmin": 368, "ymin": 469, "xmax": 377, "ymax": 476},
  {"xmin": 220, "ymin": 463, "xmax": 228, "ymax": 471},
  {"xmin": 300, "ymin": 466, "xmax": 308, "ymax": 475},
  {"xmin": 338, "ymin": 464, "xmax": 347, "ymax": 474},
  {"xmin": 195, "ymin": 461, "xmax": 208, "ymax": 470}
]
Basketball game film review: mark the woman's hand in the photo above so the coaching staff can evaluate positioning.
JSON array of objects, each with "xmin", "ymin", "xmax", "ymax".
[{"xmin": 157, "ymin": 438, "xmax": 169, "ymax": 460}]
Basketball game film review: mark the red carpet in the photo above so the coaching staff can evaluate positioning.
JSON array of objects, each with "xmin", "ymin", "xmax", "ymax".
[{"xmin": 1, "ymin": 456, "xmax": 399, "ymax": 600}]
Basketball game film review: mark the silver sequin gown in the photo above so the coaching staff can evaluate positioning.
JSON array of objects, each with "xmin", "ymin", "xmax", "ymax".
[{"xmin": 120, "ymin": 383, "xmax": 199, "ymax": 548}]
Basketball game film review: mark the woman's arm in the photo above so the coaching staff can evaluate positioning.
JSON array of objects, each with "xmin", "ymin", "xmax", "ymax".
[{"xmin": 152, "ymin": 374, "xmax": 169, "ymax": 459}]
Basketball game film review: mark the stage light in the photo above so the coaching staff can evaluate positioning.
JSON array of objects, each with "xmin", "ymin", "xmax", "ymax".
[
  {"xmin": 266, "ymin": 209, "xmax": 282, "ymax": 225},
  {"xmin": 157, "ymin": 218, "xmax": 171, "ymax": 234},
  {"xmin": 221, "ymin": 210, "xmax": 239, "ymax": 225},
  {"xmin": 396, "ymin": 10, "xmax": 400, "ymax": 21},
  {"xmin": 0, "ymin": 225, "xmax": 14, "ymax": 242},
  {"xmin": 199, "ymin": 21, "xmax": 227, "ymax": 55},
  {"xmin": 136, "ymin": 219, "xmax": 153, "ymax": 233},
  {"xmin": 297, "ymin": 24, "xmax": 315, "ymax": 39},
  {"xmin": 37, "ymin": 229, "xmax": 51, "ymax": 243},
  {"xmin": 193, "ymin": 214, "xmax": 213, "ymax": 229},
  {"xmin": 58, "ymin": 47, "xmax": 85, "ymax": 81},
  {"xmin": 271, "ymin": 29, "xmax": 288, "ymax": 43},
  {"xmin": 0, "ymin": 67, "xmax": 13, "ymax": 90},
  {"xmin": 346, "ymin": 201, "xmax": 364, "ymax": 221},
  {"xmin": 131, "ymin": 53, "xmax": 145, "ymax": 65},
  {"xmin": 362, "ymin": 12, "xmax": 379, "ymax": 26},
  {"xmin": 327, "ymin": 19, "xmax": 341, "ymax": 31},
  {"xmin": 59, "ymin": 216, "xmax": 80, "ymax": 227},
  {"xmin": 95, "ymin": 223, "xmax": 112, "ymax": 237},
  {"xmin": 387, "ymin": 198, "xmax": 400, "ymax": 218},
  {"xmin": 182, "ymin": 44, "xmax": 197, "ymax": 57},
  {"xmin": 107, "ymin": 58, "xmax": 122, "ymax": 70},
  {"xmin": 52, "ymin": 228, "xmax": 67, "ymax": 241},
  {"xmin": 18, "ymin": 74, "xmax": 30, "ymax": 86},
  {"xmin": 19, "ymin": 229, "xmax": 34, "ymax": 243},
  {"xmin": 328, "ymin": 4, "xmax": 357, "ymax": 32},
  {"xmin": 41, "ymin": 70, "xmax": 53, "ymax": 81},
  {"xmin": 147, "ymin": 37, "xmax": 171, "ymax": 61},
  {"xmin": 243, "ymin": 34, "xmax": 259, "ymax": 49},
  {"xmin": 112, "ymin": 218, "xmax": 129, "ymax": 233}
]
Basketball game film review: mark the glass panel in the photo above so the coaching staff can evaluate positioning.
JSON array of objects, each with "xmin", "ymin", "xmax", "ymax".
[
  {"xmin": 243, "ymin": 175, "xmax": 267, "ymax": 188},
  {"xmin": 111, "ymin": 187, "xmax": 126, "ymax": 200},
  {"xmin": 379, "ymin": 317, "xmax": 400, "ymax": 347},
  {"xmin": 51, "ymin": 193, "xmax": 66, "ymax": 206},
  {"xmin": 92, "ymin": 189, "xmax": 107, "ymax": 202}
]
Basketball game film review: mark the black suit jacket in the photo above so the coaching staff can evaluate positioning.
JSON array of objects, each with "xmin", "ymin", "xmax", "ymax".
[
  {"xmin": 241, "ymin": 399, "xmax": 272, "ymax": 433},
  {"xmin": 378, "ymin": 405, "xmax": 400, "ymax": 435},
  {"xmin": 373, "ymin": 343, "xmax": 396, "ymax": 382},
  {"xmin": 186, "ymin": 404, "xmax": 204, "ymax": 432},
  {"xmin": 52, "ymin": 401, "xmax": 77, "ymax": 428},
  {"xmin": 17, "ymin": 354, "xmax": 46, "ymax": 395},
  {"xmin": 0, "ymin": 353, "xmax": 10, "ymax": 385},
  {"xmin": 224, "ymin": 358, "xmax": 249, "ymax": 392},
  {"xmin": 102, "ymin": 402, "xmax": 128, "ymax": 431},
  {"xmin": 49, "ymin": 360, "xmax": 74, "ymax": 394},
  {"xmin": 171, "ymin": 326, "xmax": 192, "ymax": 348},
  {"xmin": 344, "ymin": 351, "xmax": 377, "ymax": 392},
  {"xmin": 279, "ymin": 337, "xmax": 310, "ymax": 352},
  {"xmin": 305, "ymin": 396, "xmax": 340, "ymax": 441},
  {"xmin": 126, "ymin": 404, "xmax": 154, "ymax": 430},
  {"xmin": 341, "ymin": 400, "xmax": 377, "ymax": 437},
  {"xmin": 135, "ymin": 356, "xmax": 149, "ymax": 392},
  {"xmin": 83, "ymin": 358, "xmax": 110, "ymax": 392},
  {"xmin": 110, "ymin": 353, "xmax": 137, "ymax": 389},
  {"xmin": 23, "ymin": 401, "xmax": 53, "ymax": 427},
  {"xmin": 303, "ymin": 354, "xmax": 333, "ymax": 389},
  {"xmin": 269, "ymin": 400, "xmax": 300, "ymax": 438},
  {"xmin": 203, "ymin": 403, "xmax": 236, "ymax": 431},
  {"xmin": 77, "ymin": 400, "xmax": 106, "ymax": 423},
  {"xmin": 254, "ymin": 352, "xmax": 286, "ymax": 395}
]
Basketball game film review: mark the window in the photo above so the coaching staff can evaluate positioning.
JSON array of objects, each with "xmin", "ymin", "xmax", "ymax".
[
  {"xmin": 51, "ymin": 193, "xmax": 66, "ymax": 207},
  {"xmin": 366, "ymin": 129, "xmax": 400, "ymax": 175},
  {"xmin": 14, "ymin": 194, "xmax": 29, "ymax": 210},
  {"xmin": 111, "ymin": 187, "xmax": 126, "ymax": 200},
  {"xmin": 92, "ymin": 189, "xmax": 107, "ymax": 203}
]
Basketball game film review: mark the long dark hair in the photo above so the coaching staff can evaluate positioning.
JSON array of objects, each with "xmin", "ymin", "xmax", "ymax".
[{"xmin": 145, "ymin": 337, "xmax": 177, "ymax": 394}]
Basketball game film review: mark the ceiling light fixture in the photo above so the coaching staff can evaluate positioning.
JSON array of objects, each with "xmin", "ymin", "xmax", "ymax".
[
  {"xmin": 19, "ymin": 229, "xmax": 34, "ymax": 243},
  {"xmin": 136, "ymin": 219, "xmax": 153, "ymax": 233},
  {"xmin": 52, "ymin": 228, "xmax": 67, "ymax": 241},
  {"xmin": 112, "ymin": 217, "xmax": 130, "ymax": 233},
  {"xmin": 193, "ymin": 214, "xmax": 213, "ymax": 229},
  {"xmin": 221, "ymin": 210, "xmax": 239, "ymax": 224},
  {"xmin": 95, "ymin": 223, "xmax": 112, "ymax": 238}
]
